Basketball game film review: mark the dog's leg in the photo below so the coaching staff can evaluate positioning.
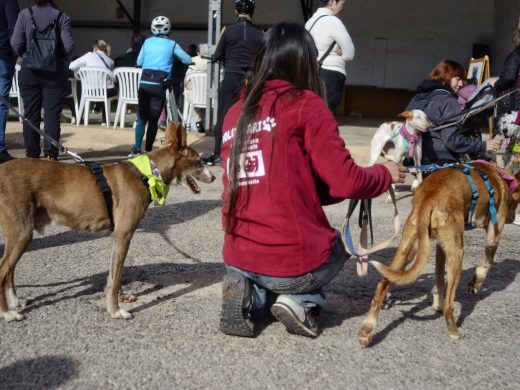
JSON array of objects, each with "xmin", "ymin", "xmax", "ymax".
[
  {"xmin": 432, "ymin": 244, "xmax": 446, "ymax": 312},
  {"xmin": 411, "ymin": 140, "xmax": 423, "ymax": 192},
  {"xmin": 468, "ymin": 222, "xmax": 501, "ymax": 294},
  {"xmin": 6, "ymin": 269, "xmax": 27, "ymax": 310},
  {"xmin": 105, "ymin": 228, "xmax": 136, "ymax": 320},
  {"xmin": 358, "ymin": 222, "xmax": 417, "ymax": 347},
  {"xmin": 438, "ymin": 230, "xmax": 464, "ymax": 339},
  {"xmin": 0, "ymin": 227, "xmax": 32, "ymax": 322}
]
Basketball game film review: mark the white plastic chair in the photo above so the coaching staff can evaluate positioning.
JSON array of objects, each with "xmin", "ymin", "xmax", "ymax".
[
  {"xmin": 113, "ymin": 67, "xmax": 142, "ymax": 129},
  {"xmin": 182, "ymin": 72, "xmax": 207, "ymax": 131},
  {"xmin": 76, "ymin": 66, "xmax": 116, "ymax": 127},
  {"xmin": 9, "ymin": 64, "xmax": 23, "ymax": 122}
]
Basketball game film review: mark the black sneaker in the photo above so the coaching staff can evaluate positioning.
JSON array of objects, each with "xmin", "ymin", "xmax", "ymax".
[
  {"xmin": 128, "ymin": 148, "xmax": 141, "ymax": 158},
  {"xmin": 270, "ymin": 295, "xmax": 320, "ymax": 338},
  {"xmin": 220, "ymin": 270, "xmax": 255, "ymax": 337},
  {"xmin": 0, "ymin": 152, "xmax": 15, "ymax": 164},
  {"xmin": 203, "ymin": 154, "xmax": 221, "ymax": 166}
]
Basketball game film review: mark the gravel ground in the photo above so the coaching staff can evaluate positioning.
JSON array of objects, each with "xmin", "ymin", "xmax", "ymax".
[{"xmin": 1, "ymin": 121, "xmax": 519, "ymax": 389}]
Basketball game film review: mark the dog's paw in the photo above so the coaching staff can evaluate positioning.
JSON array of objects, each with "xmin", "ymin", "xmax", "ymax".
[
  {"xmin": 410, "ymin": 179, "xmax": 420, "ymax": 192},
  {"xmin": 358, "ymin": 324, "xmax": 374, "ymax": 348},
  {"xmin": 3, "ymin": 310, "xmax": 25, "ymax": 322},
  {"xmin": 119, "ymin": 293, "xmax": 137, "ymax": 304},
  {"xmin": 448, "ymin": 328, "xmax": 464, "ymax": 340},
  {"xmin": 111, "ymin": 308, "xmax": 133, "ymax": 320},
  {"xmin": 468, "ymin": 277, "xmax": 482, "ymax": 295}
]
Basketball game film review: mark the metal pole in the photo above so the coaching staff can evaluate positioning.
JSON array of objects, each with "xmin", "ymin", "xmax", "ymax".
[
  {"xmin": 206, "ymin": 0, "xmax": 221, "ymax": 130},
  {"xmin": 133, "ymin": 0, "xmax": 141, "ymax": 35}
]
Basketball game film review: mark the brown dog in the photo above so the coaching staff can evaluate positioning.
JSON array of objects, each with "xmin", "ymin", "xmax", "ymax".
[
  {"xmin": 358, "ymin": 162, "xmax": 520, "ymax": 347},
  {"xmin": 0, "ymin": 122, "xmax": 215, "ymax": 322}
]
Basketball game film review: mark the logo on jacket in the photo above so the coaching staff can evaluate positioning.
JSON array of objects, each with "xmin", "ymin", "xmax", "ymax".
[{"xmin": 238, "ymin": 150, "xmax": 265, "ymax": 180}]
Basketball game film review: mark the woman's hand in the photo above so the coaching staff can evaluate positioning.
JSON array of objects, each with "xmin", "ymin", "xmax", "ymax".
[
  {"xmin": 382, "ymin": 161, "xmax": 408, "ymax": 184},
  {"xmin": 486, "ymin": 138, "xmax": 502, "ymax": 152}
]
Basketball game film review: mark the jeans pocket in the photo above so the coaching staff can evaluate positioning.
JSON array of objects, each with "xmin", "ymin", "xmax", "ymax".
[{"xmin": 264, "ymin": 272, "xmax": 322, "ymax": 295}]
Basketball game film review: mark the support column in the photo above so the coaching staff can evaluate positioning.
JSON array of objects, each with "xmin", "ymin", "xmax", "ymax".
[{"xmin": 206, "ymin": 0, "xmax": 221, "ymax": 129}]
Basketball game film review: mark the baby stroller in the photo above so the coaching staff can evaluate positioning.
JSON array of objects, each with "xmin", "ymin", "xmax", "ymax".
[{"xmin": 457, "ymin": 79, "xmax": 496, "ymax": 133}]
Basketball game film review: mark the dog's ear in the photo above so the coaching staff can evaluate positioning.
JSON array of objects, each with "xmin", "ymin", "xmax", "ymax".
[
  {"xmin": 164, "ymin": 122, "xmax": 188, "ymax": 151},
  {"xmin": 398, "ymin": 111, "xmax": 413, "ymax": 120},
  {"xmin": 178, "ymin": 123, "xmax": 188, "ymax": 148}
]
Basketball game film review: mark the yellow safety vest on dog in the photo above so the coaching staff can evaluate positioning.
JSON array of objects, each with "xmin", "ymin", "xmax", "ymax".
[{"xmin": 128, "ymin": 155, "xmax": 169, "ymax": 205}]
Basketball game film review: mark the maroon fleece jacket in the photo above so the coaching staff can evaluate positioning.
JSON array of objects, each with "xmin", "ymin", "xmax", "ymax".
[{"xmin": 221, "ymin": 79, "xmax": 392, "ymax": 277}]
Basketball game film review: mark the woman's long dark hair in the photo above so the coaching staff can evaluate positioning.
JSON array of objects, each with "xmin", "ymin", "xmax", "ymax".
[{"xmin": 225, "ymin": 22, "xmax": 325, "ymax": 233}]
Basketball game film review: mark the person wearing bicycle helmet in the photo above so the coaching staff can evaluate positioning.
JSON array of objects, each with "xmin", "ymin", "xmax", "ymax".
[
  {"xmin": 202, "ymin": 0, "xmax": 263, "ymax": 166},
  {"xmin": 130, "ymin": 15, "xmax": 192, "ymax": 156}
]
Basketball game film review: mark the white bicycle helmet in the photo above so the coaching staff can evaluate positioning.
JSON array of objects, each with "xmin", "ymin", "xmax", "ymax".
[{"xmin": 151, "ymin": 16, "xmax": 171, "ymax": 35}]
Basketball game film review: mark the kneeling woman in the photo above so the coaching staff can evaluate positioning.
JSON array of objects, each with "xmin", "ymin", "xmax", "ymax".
[{"xmin": 219, "ymin": 22, "xmax": 406, "ymax": 338}]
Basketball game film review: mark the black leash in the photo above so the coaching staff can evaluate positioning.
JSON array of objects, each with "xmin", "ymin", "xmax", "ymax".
[{"xmin": 0, "ymin": 95, "xmax": 85, "ymax": 163}]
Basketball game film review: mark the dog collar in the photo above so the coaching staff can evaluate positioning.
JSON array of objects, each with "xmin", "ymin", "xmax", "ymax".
[
  {"xmin": 127, "ymin": 155, "xmax": 169, "ymax": 205},
  {"xmin": 399, "ymin": 123, "xmax": 419, "ymax": 157}
]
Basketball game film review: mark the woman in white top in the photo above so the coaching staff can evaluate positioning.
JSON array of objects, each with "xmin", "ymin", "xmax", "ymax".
[
  {"xmin": 305, "ymin": 0, "xmax": 355, "ymax": 112},
  {"xmin": 69, "ymin": 39, "xmax": 116, "ymax": 123}
]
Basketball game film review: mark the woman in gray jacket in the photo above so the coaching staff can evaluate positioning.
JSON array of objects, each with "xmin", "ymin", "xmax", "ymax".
[
  {"xmin": 406, "ymin": 60, "xmax": 501, "ymax": 165},
  {"xmin": 11, "ymin": 0, "xmax": 74, "ymax": 160}
]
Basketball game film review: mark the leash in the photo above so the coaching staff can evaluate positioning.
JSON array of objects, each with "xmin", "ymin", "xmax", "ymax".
[
  {"xmin": 428, "ymin": 88, "xmax": 520, "ymax": 132},
  {"xmin": 0, "ymin": 95, "xmax": 85, "ymax": 163},
  {"xmin": 341, "ymin": 187, "xmax": 401, "ymax": 277}
]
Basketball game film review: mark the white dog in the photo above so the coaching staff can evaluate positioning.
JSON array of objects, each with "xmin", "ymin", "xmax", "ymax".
[
  {"xmin": 496, "ymin": 111, "xmax": 520, "ymax": 174},
  {"xmin": 369, "ymin": 110, "xmax": 429, "ymax": 199}
]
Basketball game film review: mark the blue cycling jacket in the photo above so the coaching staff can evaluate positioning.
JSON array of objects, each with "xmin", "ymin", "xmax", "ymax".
[{"xmin": 136, "ymin": 35, "xmax": 192, "ymax": 84}]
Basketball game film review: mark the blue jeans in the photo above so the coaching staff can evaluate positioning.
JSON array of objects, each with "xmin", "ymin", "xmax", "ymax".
[
  {"xmin": 0, "ymin": 58, "xmax": 16, "ymax": 154},
  {"xmin": 228, "ymin": 231, "xmax": 349, "ymax": 309}
]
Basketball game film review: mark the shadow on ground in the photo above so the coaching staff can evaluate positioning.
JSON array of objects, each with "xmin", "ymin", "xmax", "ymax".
[
  {"xmin": 0, "ymin": 355, "xmax": 79, "ymax": 389},
  {"xmin": 17, "ymin": 262, "xmax": 224, "ymax": 317},
  {"xmin": 322, "ymin": 252, "xmax": 520, "ymax": 346}
]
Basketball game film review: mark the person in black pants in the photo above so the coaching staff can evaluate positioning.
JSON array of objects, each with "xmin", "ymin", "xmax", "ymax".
[
  {"xmin": 130, "ymin": 15, "xmax": 192, "ymax": 156},
  {"xmin": 203, "ymin": 0, "xmax": 263, "ymax": 166},
  {"xmin": 10, "ymin": 0, "xmax": 74, "ymax": 160}
]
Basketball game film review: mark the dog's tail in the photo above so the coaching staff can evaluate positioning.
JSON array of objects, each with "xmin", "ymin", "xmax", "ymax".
[{"xmin": 370, "ymin": 203, "xmax": 432, "ymax": 285}]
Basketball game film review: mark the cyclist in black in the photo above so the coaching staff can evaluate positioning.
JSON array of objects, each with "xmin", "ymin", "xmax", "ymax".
[{"xmin": 203, "ymin": 0, "xmax": 263, "ymax": 166}]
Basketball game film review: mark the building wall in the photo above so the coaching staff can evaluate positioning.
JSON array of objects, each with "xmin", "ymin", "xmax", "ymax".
[
  {"xmin": 16, "ymin": 0, "xmax": 519, "ymax": 91},
  {"xmin": 492, "ymin": 0, "xmax": 520, "ymax": 72}
]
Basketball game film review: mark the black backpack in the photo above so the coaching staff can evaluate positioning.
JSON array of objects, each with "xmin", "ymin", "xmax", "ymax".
[{"xmin": 24, "ymin": 7, "xmax": 62, "ymax": 72}]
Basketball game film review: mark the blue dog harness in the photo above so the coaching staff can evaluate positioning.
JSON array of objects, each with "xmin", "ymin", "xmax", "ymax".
[{"xmin": 410, "ymin": 163, "xmax": 498, "ymax": 229}]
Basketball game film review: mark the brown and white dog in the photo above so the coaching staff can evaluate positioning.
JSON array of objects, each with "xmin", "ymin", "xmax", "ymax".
[
  {"xmin": 368, "ymin": 110, "xmax": 430, "ymax": 198},
  {"xmin": 0, "ymin": 122, "xmax": 215, "ymax": 322},
  {"xmin": 358, "ymin": 162, "xmax": 520, "ymax": 347}
]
